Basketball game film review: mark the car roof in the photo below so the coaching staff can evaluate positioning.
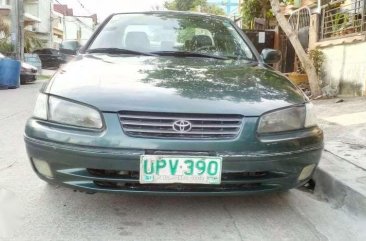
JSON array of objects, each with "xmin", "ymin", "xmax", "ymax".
[{"xmin": 110, "ymin": 11, "xmax": 230, "ymax": 21}]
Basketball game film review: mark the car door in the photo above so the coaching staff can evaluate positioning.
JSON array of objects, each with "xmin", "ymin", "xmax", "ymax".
[
  {"xmin": 34, "ymin": 49, "xmax": 51, "ymax": 67},
  {"xmin": 46, "ymin": 49, "xmax": 60, "ymax": 67}
]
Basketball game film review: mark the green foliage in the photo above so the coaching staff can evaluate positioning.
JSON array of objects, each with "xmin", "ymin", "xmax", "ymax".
[
  {"xmin": 282, "ymin": 0, "xmax": 294, "ymax": 5},
  {"xmin": 0, "ymin": 17, "xmax": 12, "ymax": 53},
  {"xmin": 0, "ymin": 17, "xmax": 43, "ymax": 54},
  {"xmin": 331, "ymin": 13, "xmax": 349, "ymax": 36},
  {"xmin": 164, "ymin": 0, "xmax": 225, "ymax": 15},
  {"xmin": 200, "ymin": 4, "xmax": 226, "ymax": 15},
  {"xmin": 241, "ymin": 0, "xmax": 272, "ymax": 29},
  {"xmin": 308, "ymin": 49, "xmax": 325, "ymax": 77},
  {"xmin": 24, "ymin": 30, "xmax": 43, "ymax": 53},
  {"xmin": 297, "ymin": 49, "xmax": 326, "ymax": 77},
  {"xmin": 164, "ymin": 0, "xmax": 203, "ymax": 11},
  {"xmin": 0, "ymin": 41, "xmax": 13, "ymax": 53},
  {"xmin": 0, "ymin": 17, "xmax": 9, "ymax": 36}
]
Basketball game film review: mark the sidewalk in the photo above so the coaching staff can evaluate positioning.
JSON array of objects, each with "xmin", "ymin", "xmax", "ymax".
[
  {"xmin": 41, "ymin": 69, "xmax": 57, "ymax": 77},
  {"xmin": 313, "ymin": 97, "xmax": 366, "ymax": 217}
]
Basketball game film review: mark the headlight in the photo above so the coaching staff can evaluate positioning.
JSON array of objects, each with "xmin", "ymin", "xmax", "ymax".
[
  {"xmin": 32, "ymin": 94, "xmax": 103, "ymax": 129},
  {"xmin": 257, "ymin": 103, "xmax": 317, "ymax": 134}
]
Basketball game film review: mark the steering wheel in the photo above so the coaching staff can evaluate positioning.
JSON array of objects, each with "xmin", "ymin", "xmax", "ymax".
[{"xmin": 195, "ymin": 45, "xmax": 217, "ymax": 52}]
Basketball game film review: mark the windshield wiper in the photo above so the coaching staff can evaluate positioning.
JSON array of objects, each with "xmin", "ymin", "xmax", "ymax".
[
  {"xmin": 223, "ymin": 55, "xmax": 258, "ymax": 62},
  {"xmin": 151, "ymin": 51, "xmax": 229, "ymax": 60},
  {"xmin": 86, "ymin": 48, "xmax": 156, "ymax": 56}
]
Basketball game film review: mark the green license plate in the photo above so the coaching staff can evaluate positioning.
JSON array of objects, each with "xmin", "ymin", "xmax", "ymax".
[{"xmin": 140, "ymin": 155, "xmax": 222, "ymax": 185}]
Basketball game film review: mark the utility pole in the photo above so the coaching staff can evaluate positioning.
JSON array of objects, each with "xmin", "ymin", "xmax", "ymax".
[
  {"xmin": 10, "ymin": 0, "xmax": 24, "ymax": 60},
  {"xmin": 50, "ymin": 0, "xmax": 53, "ymax": 48}
]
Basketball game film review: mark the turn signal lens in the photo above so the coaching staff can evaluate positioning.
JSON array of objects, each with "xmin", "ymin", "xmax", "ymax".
[
  {"xmin": 33, "ymin": 94, "xmax": 48, "ymax": 120},
  {"xmin": 305, "ymin": 103, "xmax": 318, "ymax": 128}
]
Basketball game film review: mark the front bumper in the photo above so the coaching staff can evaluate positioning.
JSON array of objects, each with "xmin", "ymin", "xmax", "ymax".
[
  {"xmin": 20, "ymin": 73, "xmax": 37, "ymax": 83},
  {"xmin": 25, "ymin": 134, "xmax": 323, "ymax": 195}
]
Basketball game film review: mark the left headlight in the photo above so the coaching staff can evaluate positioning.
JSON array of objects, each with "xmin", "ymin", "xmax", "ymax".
[
  {"xmin": 33, "ymin": 93, "xmax": 103, "ymax": 129},
  {"xmin": 257, "ymin": 103, "xmax": 317, "ymax": 134}
]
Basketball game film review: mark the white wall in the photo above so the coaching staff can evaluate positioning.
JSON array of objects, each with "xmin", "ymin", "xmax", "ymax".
[
  {"xmin": 64, "ymin": 16, "xmax": 94, "ymax": 45},
  {"xmin": 320, "ymin": 41, "xmax": 366, "ymax": 96},
  {"xmin": 36, "ymin": 0, "xmax": 51, "ymax": 34}
]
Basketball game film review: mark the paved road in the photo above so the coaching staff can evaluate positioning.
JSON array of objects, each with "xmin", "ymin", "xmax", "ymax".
[{"xmin": 1, "ymin": 81, "xmax": 365, "ymax": 241}]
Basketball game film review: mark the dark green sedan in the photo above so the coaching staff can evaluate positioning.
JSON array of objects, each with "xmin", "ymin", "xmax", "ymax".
[{"xmin": 25, "ymin": 11, "xmax": 323, "ymax": 195}]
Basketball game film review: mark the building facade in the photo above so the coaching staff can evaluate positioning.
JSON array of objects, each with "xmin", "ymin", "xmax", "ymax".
[
  {"xmin": 54, "ymin": 4, "xmax": 97, "ymax": 45},
  {"xmin": 52, "ymin": 10, "xmax": 64, "ymax": 49},
  {"xmin": 63, "ymin": 16, "xmax": 96, "ymax": 45},
  {"xmin": 24, "ymin": 0, "xmax": 52, "ymax": 47},
  {"xmin": 313, "ymin": 0, "xmax": 366, "ymax": 96},
  {"xmin": 0, "ymin": 0, "xmax": 11, "ymax": 18},
  {"xmin": 2, "ymin": 1, "xmax": 96, "ymax": 51},
  {"xmin": 283, "ymin": 0, "xmax": 366, "ymax": 96}
]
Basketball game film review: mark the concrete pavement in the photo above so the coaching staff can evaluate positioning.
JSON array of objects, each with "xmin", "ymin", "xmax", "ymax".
[
  {"xmin": 313, "ymin": 98, "xmax": 366, "ymax": 217},
  {"xmin": 1, "ymin": 81, "xmax": 366, "ymax": 241}
]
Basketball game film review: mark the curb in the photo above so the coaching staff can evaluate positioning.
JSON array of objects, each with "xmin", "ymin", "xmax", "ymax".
[{"xmin": 313, "ymin": 151, "xmax": 366, "ymax": 218}]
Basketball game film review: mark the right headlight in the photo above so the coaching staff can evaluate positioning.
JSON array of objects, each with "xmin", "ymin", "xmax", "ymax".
[
  {"xmin": 257, "ymin": 103, "xmax": 317, "ymax": 134},
  {"xmin": 33, "ymin": 93, "xmax": 103, "ymax": 129}
]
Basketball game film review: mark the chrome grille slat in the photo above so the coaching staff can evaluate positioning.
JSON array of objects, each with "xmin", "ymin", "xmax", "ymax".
[
  {"xmin": 120, "ymin": 114, "xmax": 242, "ymax": 122},
  {"xmin": 122, "ymin": 128, "xmax": 239, "ymax": 135},
  {"xmin": 119, "ymin": 111, "xmax": 243, "ymax": 140},
  {"xmin": 122, "ymin": 121, "xmax": 241, "ymax": 128}
]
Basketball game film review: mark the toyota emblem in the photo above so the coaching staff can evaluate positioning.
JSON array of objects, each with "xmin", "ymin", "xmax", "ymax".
[{"xmin": 172, "ymin": 120, "xmax": 192, "ymax": 133}]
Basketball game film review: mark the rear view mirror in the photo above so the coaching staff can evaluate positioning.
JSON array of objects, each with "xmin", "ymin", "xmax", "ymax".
[{"xmin": 261, "ymin": 48, "xmax": 282, "ymax": 64}]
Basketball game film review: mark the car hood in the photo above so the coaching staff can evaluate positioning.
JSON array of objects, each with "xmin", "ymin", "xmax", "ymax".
[
  {"xmin": 22, "ymin": 62, "xmax": 37, "ymax": 70},
  {"xmin": 47, "ymin": 54, "xmax": 306, "ymax": 116}
]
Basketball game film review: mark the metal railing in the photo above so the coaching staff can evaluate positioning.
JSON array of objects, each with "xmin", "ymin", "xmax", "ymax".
[
  {"xmin": 289, "ymin": 7, "xmax": 311, "ymax": 31},
  {"xmin": 321, "ymin": 0, "xmax": 366, "ymax": 40}
]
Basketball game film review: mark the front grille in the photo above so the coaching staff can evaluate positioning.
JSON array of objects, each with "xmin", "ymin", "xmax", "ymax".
[
  {"xmin": 87, "ymin": 168, "xmax": 274, "ymax": 181},
  {"xmin": 86, "ymin": 169, "xmax": 282, "ymax": 193},
  {"xmin": 119, "ymin": 111, "xmax": 243, "ymax": 139},
  {"xmin": 93, "ymin": 181, "xmax": 268, "ymax": 192}
]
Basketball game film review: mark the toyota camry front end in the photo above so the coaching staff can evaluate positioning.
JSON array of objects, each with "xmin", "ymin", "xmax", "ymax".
[{"xmin": 24, "ymin": 12, "xmax": 323, "ymax": 195}]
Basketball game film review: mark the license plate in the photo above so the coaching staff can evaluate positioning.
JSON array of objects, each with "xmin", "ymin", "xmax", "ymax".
[{"xmin": 140, "ymin": 155, "xmax": 222, "ymax": 185}]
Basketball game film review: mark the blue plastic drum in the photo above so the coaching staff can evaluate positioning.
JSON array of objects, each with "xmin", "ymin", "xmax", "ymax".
[
  {"xmin": 0, "ymin": 59, "xmax": 8, "ymax": 90},
  {"xmin": 0, "ymin": 59, "xmax": 21, "ymax": 89}
]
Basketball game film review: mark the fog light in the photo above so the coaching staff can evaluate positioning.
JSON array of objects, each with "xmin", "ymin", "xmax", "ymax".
[
  {"xmin": 32, "ymin": 159, "xmax": 53, "ymax": 178},
  {"xmin": 298, "ymin": 164, "xmax": 316, "ymax": 181}
]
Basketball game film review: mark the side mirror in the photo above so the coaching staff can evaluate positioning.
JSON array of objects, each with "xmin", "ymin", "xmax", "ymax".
[{"xmin": 261, "ymin": 48, "xmax": 282, "ymax": 64}]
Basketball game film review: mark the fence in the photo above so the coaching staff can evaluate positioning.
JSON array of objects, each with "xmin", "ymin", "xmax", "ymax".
[{"xmin": 321, "ymin": 0, "xmax": 366, "ymax": 40}]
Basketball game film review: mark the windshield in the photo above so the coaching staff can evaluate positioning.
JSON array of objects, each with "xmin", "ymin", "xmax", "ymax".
[
  {"xmin": 87, "ymin": 13, "xmax": 255, "ymax": 60},
  {"xmin": 61, "ymin": 41, "xmax": 81, "ymax": 50}
]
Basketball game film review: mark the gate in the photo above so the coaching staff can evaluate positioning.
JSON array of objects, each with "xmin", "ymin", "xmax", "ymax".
[
  {"xmin": 242, "ymin": 30, "xmax": 275, "ymax": 53},
  {"xmin": 280, "ymin": 32, "xmax": 296, "ymax": 73}
]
